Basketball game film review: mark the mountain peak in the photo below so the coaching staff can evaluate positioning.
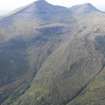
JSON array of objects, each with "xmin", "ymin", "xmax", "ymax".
[
  {"xmin": 37, "ymin": 0, "xmax": 45, "ymax": 1},
  {"xmin": 32, "ymin": 0, "xmax": 53, "ymax": 10},
  {"xmin": 79, "ymin": 3, "xmax": 97, "ymax": 10},
  {"xmin": 35, "ymin": 0, "xmax": 48, "ymax": 5},
  {"xmin": 9, "ymin": 0, "xmax": 71, "ymax": 24},
  {"xmin": 82, "ymin": 3, "xmax": 94, "ymax": 7},
  {"xmin": 70, "ymin": 3, "xmax": 97, "ymax": 15}
]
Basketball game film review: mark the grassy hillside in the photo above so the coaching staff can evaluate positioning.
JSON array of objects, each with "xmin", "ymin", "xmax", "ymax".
[
  {"xmin": 0, "ymin": 0, "xmax": 75, "ymax": 103},
  {"xmin": 1, "ymin": 1, "xmax": 105, "ymax": 105},
  {"xmin": 0, "ymin": 23, "xmax": 72, "ymax": 104},
  {"xmin": 68, "ymin": 66, "xmax": 105, "ymax": 105},
  {"xmin": 9, "ymin": 13, "xmax": 105, "ymax": 105}
]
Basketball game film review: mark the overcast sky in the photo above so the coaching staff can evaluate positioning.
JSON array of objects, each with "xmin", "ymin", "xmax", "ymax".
[{"xmin": 0, "ymin": 0, "xmax": 105, "ymax": 15}]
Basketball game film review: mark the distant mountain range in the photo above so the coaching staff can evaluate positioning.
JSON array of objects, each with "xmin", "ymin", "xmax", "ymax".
[{"xmin": 0, "ymin": 0, "xmax": 105, "ymax": 105}]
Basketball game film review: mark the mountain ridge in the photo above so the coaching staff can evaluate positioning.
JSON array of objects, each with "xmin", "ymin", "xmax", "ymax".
[
  {"xmin": 0, "ymin": 1, "xmax": 101, "ymax": 20},
  {"xmin": 0, "ymin": 0, "xmax": 105, "ymax": 105}
]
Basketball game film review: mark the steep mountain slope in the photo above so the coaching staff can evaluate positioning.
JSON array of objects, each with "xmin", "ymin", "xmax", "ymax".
[
  {"xmin": 10, "ymin": 35, "xmax": 103, "ymax": 105},
  {"xmin": 0, "ymin": 0, "xmax": 74, "ymax": 104},
  {"xmin": 68, "ymin": 67, "xmax": 105, "ymax": 105},
  {"xmin": 67, "ymin": 13, "xmax": 105, "ymax": 105},
  {"xmin": 3, "ymin": 4, "xmax": 105, "ymax": 105},
  {"xmin": 1, "ymin": 1, "xmax": 105, "ymax": 105}
]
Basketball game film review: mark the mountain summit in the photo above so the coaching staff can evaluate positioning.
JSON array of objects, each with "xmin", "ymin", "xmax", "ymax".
[
  {"xmin": 71, "ymin": 3, "xmax": 98, "ymax": 15},
  {"xmin": 14, "ymin": 0, "xmax": 72, "ymax": 22},
  {"xmin": 0, "ymin": 0, "xmax": 72, "ymax": 28}
]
